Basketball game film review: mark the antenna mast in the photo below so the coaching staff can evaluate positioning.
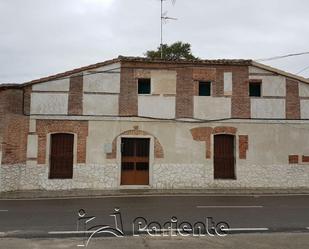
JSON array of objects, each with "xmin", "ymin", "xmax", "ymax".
[{"xmin": 160, "ymin": 0, "xmax": 177, "ymax": 59}]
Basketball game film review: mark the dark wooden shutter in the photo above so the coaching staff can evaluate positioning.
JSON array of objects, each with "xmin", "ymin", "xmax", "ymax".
[
  {"xmin": 50, "ymin": 133, "xmax": 74, "ymax": 179},
  {"xmin": 121, "ymin": 138, "xmax": 149, "ymax": 185},
  {"xmin": 214, "ymin": 134, "xmax": 235, "ymax": 179}
]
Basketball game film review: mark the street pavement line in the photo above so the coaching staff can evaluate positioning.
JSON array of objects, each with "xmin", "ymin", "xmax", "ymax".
[
  {"xmin": 49, "ymin": 231, "xmax": 99, "ymax": 235},
  {"xmin": 222, "ymin": 228, "xmax": 269, "ymax": 231},
  {"xmin": 0, "ymin": 210, "xmax": 8, "ymax": 212},
  {"xmin": 196, "ymin": 205, "xmax": 263, "ymax": 208}
]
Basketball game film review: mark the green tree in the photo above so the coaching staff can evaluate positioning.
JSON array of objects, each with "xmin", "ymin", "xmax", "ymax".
[{"xmin": 145, "ymin": 41, "xmax": 199, "ymax": 60}]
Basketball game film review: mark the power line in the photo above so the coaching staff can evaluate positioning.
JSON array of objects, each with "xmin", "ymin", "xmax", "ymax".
[{"xmin": 256, "ymin": 51, "xmax": 309, "ymax": 62}]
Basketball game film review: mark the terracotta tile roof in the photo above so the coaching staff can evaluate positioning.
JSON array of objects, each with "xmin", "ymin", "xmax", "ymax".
[
  {"xmin": 118, "ymin": 56, "xmax": 253, "ymax": 65},
  {"xmin": 1, "ymin": 56, "xmax": 308, "ymax": 89}
]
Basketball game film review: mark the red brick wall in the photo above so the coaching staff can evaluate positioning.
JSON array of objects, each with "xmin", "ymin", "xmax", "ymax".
[
  {"xmin": 239, "ymin": 135, "xmax": 248, "ymax": 159},
  {"xmin": 119, "ymin": 67, "xmax": 138, "ymax": 116},
  {"xmin": 190, "ymin": 127, "xmax": 213, "ymax": 158},
  {"xmin": 23, "ymin": 86, "xmax": 31, "ymax": 115},
  {"xmin": 286, "ymin": 79, "xmax": 300, "ymax": 119},
  {"xmin": 176, "ymin": 68, "xmax": 194, "ymax": 118},
  {"xmin": 36, "ymin": 120, "xmax": 88, "ymax": 164},
  {"xmin": 231, "ymin": 67, "xmax": 250, "ymax": 118},
  {"xmin": 106, "ymin": 128, "xmax": 164, "ymax": 159},
  {"xmin": 0, "ymin": 89, "xmax": 29, "ymax": 165},
  {"xmin": 68, "ymin": 75, "xmax": 83, "ymax": 115},
  {"xmin": 190, "ymin": 126, "xmax": 245, "ymax": 159},
  {"xmin": 302, "ymin": 155, "xmax": 309, "ymax": 163},
  {"xmin": 2, "ymin": 114, "xmax": 29, "ymax": 164},
  {"xmin": 289, "ymin": 155, "xmax": 299, "ymax": 164}
]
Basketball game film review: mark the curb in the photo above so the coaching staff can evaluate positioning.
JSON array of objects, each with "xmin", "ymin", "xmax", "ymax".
[
  {"xmin": 1, "ymin": 188, "xmax": 309, "ymax": 200},
  {"xmin": 1, "ymin": 228, "xmax": 309, "ymax": 239}
]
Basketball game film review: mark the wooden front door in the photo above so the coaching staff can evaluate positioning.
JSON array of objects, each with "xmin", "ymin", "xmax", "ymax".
[
  {"xmin": 121, "ymin": 138, "xmax": 150, "ymax": 185},
  {"xmin": 214, "ymin": 134, "xmax": 235, "ymax": 179},
  {"xmin": 49, "ymin": 133, "xmax": 74, "ymax": 179}
]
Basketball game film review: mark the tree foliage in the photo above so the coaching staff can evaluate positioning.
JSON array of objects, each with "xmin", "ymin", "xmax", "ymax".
[{"xmin": 145, "ymin": 41, "xmax": 199, "ymax": 60}]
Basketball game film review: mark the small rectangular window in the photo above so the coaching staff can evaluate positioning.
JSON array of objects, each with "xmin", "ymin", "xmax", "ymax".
[
  {"xmin": 199, "ymin": 81, "xmax": 211, "ymax": 96},
  {"xmin": 249, "ymin": 81, "xmax": 261, "ymax": 97},
  {"xmin": 138, "ymin": 78, "xmax": 151, "ymax": 94}
]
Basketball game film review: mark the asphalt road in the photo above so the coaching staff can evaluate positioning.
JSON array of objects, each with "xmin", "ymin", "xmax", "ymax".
[{"xmin": 0, "ymin": 194, "xmax": 308, "ymax": 237}]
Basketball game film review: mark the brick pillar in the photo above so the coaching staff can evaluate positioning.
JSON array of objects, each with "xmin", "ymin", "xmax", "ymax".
[
  {"xmin": 176, "ymin": 68, "xmax": 194, "ymax": 118},
  {"xmin": 231, "ymin": 67, "xmax": 250, "ymax": 118},
  {"xmin": 119, "ymin": 67, "xmax": 138, "ymax": 116},
  {"xmin": 68, "ymin": 75, "xmax": 83, "ymax": 115},
  {"xmin": 23, "ymin": 86, "xmax": 31, "ymax": 115},
  {"xmin": 214, "ymin": 68, "xmax": 224, "ymax": 96},
  {"xmin": 286, "ymin": 79, "xmax": 300, "ymax": 119}
]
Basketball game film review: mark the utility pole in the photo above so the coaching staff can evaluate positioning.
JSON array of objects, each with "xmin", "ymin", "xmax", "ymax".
[{"xmin": 160, "ymin": 0, "xmax": 163, "ymax": 59}]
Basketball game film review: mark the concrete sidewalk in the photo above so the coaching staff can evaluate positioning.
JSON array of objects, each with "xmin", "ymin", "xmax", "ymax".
[
  {"xmin": 0, "ymin": 233, "xmax": 308, "ymax": 249},
  {"xmin": 1, "ymin": 188, "xmax": 309, "ymax": 199}
]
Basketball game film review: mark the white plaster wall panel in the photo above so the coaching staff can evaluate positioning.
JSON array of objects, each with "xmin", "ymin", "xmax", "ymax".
[
  {"xmin": 83, "ymin": 94, "xmax": 118, "ymax": 115},
  {"xmin": 151, "ymin": 70, "xmax": 177, "ymax": 95},
  {"xmin": 30, "ymin": 93, "xmax": 68, "ymax": 115},
  {"xmin": 193, "ymin": 97, "xmax": 231, "ymax": 120},
  {"xmin": 249, "ymin": 75, "xmax": 286, "ymax": 96},
  {"xmin": 299, "ymin": 82, "xmax": 309, "ymax": 97},
  {"xmin": 300, "ymin": 99, "xmax": 309, "ymax": 119},
  {"xmin": 249, "ymin": 66, "xmax": 272, "ymax": 74},
  {"xmin": 223, "ymin": 72, "xmax": 232, "ymax": 95},
  {"xmin": 3, "ymin": 121, "xmax": 309, "ymax": 191},
  {"xmin": 138, "ymin": 96, "xmax": 175, "ymax": 118},
  {"xmin": 26, "ymin": 135, "xmax": 38, "ymax": 158},
  {"xmin": 251, "ymin": 98, "xmax": 285, "ymax": 118},
  {"xmin": 32, "ymin": 78, "xmax": 70, "ymax": 91},
  {"xmin": 29, "ymin": 119, "xmax": 36, "ymax": 133},
  {"xmin": 83, "ymin": 63, "xmax": 121, "ymax": 93}
]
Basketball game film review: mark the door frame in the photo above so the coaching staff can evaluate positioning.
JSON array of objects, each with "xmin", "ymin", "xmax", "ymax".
[
  {"xmin": 117, "ymin": 135, "xmax": 154, "ymax": 188},
  {"xmin": 46, "ymin": 132, "xmax": 78, "ymax": 179},
  {"xmin": 213, "ymin": 134, "xmax": 237, "ymax": 180}
]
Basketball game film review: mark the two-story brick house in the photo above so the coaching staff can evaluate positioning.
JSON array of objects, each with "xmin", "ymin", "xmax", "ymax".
[{"xmin": 0, "ymin": 56, "xmax": 309, "ymax": 192}]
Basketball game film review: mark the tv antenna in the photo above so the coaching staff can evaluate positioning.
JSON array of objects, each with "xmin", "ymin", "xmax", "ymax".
[{"xmin": 160, "ymin": 0, "xmax": 177, "ymax": 59}]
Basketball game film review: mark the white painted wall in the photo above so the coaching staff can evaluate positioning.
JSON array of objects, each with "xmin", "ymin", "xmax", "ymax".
[
  {"xmin": 26, "ymin": 135, "xmax": 38, "ymax": 158},
  {"xmin": 30, "ymin": 93, "xmax": 68, "ymax": 115},
  {"xmin": 249, "ymin": 75, "xmax": 286, "ymax": 96},
  {"xmin": 299, "ymin": 82, "xmax": 309, "ymax": 97},
  {"xmin": 83, "ymin": 94, "xmax": 118, "ymax": 115},
  {"xmin": 32, "ymin": 79, "xmax": 70, "ymax": 92},
  {"xmin": 194, "ymin": 96, "xmax": 231, "ymax": 120},
  {"xmin": 3, "ymin": 120, "xmax": 309, "ymax": 191},
  {"xmin": 251, "ymin": 98, "xmax": 285, "ymax": 118},
  {"xmin": 138, "ymin": 96, "xmax": 175, "ymax": 119},
  {"xmin": 223, "ymin": 72, "xmax": 232, "ymax": 95},
  {"xmin": 151, "ymin": 70, "xmax": 176, "ymax": 95},
  {"xmin": 300, "ymin": 99, "xmax": 309, "ymax": 119},
  {"xmin": 83, "ymin": 63, "xmax": 120, "ymax": 93},
  {"xmin": 249, "ymin": 66, "xmax": 272, "ymax": 74}
]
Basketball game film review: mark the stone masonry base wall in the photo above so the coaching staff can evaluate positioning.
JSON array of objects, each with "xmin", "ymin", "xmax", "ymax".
[{"xmin": 1, "ymin": 163, "xmax": 309, "ymax": 192}]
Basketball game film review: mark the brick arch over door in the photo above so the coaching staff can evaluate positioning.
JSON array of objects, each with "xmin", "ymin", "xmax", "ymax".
[
  {"xmin": 36, "ymin": 120, "xmax": 88, "ymax": 164},
  {"xmin": 106, "ymin": 129, "xmax": 164, "ymax": 159},
  {"xmin": 190, "ymin": 126, "xmax": 248, "ymax": 159}
]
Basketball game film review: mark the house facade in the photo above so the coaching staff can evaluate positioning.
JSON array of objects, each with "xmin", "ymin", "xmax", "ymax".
[{"xmin": 0, "ymin": 56, "xmax": 309, "ymax": 192}]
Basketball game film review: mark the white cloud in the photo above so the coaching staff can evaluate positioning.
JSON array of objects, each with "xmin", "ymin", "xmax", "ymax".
[{"xmin": 0, "ymin": 0, "xmax": 309, "ymax": 83}]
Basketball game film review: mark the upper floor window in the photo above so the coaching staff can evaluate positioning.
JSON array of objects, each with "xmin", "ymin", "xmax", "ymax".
[
  {"xmin": 249, "ymin": 81, "xmax": 261, "ymax": 97},
  {"xmin": 138, "ymin": 78, "xmax": 151, "ymax": 94},
  {"xmin": 199, "ymin": 81, "xmax": 211, "ymax": 96}
]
